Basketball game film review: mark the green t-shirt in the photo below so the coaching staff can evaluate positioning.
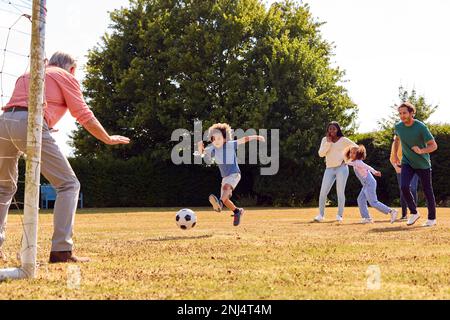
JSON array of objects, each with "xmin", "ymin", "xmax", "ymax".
[{"xmin": 394, "ymin": 120, "xmax": 434, "ymax": 169}]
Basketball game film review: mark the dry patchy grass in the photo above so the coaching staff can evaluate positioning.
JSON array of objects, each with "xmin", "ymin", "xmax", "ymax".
[{"xmin": 0, "ymin": 207, "xmax": 449, "ymax": 299}]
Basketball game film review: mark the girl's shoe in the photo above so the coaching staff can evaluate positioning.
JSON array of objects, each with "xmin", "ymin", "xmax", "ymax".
[
  {"xmin": 361, "ymin": 218, "xmax": 374, "ymax": 224},
  {"xmin": 390, "ymin": 209, "xmax": 398, "ymax": 224},
  {"xmin": 336, "ymin": 215, "xmax": 343, "ymax": 223},
  {"xmin": 313, "ymin": 215, "xmax": 324, "ymax": 222}
]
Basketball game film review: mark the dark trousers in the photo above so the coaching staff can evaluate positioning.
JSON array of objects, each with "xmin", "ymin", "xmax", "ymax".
[
  {"xmin": 400, "ymin": 164, "xmax": 436, "ymax": 220},
  {"xmin": 396, "ymin": 173, "xmax": 418, "ymax": 217}
]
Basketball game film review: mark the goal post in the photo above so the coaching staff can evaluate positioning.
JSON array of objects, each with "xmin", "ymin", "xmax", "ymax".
[{"xmin": 0, "ymin": 0, "xmax": 47, "ymax": 281}]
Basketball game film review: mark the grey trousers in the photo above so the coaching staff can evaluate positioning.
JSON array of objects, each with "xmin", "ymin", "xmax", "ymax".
[{"xmin": 0, "ymin": 110, "xmax": 80, "ymax": 252}]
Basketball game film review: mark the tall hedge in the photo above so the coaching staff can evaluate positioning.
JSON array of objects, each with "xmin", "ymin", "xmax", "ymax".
[{"xmin": 65, "ymin": 124, "xmax": 450, "ymax": 208}]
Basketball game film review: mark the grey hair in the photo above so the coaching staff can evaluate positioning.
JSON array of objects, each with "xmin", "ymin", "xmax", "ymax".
[{"xmin": 48, "ymin": 51, "xmax": 77, "ymax": 71}]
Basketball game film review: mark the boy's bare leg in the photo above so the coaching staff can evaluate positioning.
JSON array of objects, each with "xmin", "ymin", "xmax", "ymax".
[
  {"xmin": 221, "ymin": 184, "xmax": 236, "ymax": 211},
  {"xmin": 221, "ymin": 184, "xmax": 244, "ymax": 226}
]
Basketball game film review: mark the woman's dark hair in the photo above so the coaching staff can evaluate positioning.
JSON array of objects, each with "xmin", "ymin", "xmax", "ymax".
[{"xmin": 327, "ymin": 121, "xmax": 344, "ymax": 137}]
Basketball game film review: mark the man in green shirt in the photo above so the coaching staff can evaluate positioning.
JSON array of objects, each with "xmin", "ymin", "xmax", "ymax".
[{"xmin": 392, "ymin": 102, "xmax": 438, "ymax": 227}]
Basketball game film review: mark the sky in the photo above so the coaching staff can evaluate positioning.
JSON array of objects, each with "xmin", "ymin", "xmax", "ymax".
[{"xmin": 0, "ymin": 0, "xmax": 449, "ymax": 156}]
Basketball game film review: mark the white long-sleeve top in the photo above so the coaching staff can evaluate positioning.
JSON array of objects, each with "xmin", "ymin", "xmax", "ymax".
[
  {"xmin": 318, "ymin": 137, "xmax": 357, "ymax": 168},
  {"xmin": 347, "ymin": 160, "xmax": 377, "ymax": 179}
]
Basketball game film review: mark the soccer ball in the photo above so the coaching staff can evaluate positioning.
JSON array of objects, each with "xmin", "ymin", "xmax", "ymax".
[{"xmin": 176, "ymin": 209, "xmax": 197, "ymax": 230}]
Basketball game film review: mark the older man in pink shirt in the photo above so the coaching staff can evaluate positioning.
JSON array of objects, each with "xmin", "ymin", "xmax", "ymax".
[{"xmin": 0, "ymin": 52, "xmax": 130, "ymax": 263}]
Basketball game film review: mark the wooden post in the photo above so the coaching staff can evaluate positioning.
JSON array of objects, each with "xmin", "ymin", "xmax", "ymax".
[
  {"xmin": 0, "ymin": 0, "xmax": 46, "ymax": 281},
  {"xmin": 21, "ymin": 0, "xmax": 47, "ymax": 278}
]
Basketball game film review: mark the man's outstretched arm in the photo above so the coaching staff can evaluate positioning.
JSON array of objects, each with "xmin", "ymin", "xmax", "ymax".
[{"xmin": 83, "ymin": 117, "xmax": 130, "ymax": 145}]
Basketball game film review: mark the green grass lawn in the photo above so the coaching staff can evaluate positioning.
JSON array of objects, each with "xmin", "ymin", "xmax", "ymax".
[{"xmin": 1, "ymin": 207, "xmax": 449, "ymax": 299}]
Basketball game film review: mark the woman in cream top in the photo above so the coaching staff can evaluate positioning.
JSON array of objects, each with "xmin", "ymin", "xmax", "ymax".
[{"xmin": 314, "ymin": 122, "xmax": 357, "ymax": 222}]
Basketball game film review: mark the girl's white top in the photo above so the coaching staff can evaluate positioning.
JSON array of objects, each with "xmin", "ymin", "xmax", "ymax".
[
  {"xmin": 318, "ymin": 137, "xmax": 357, "ymax": 168},
  {"xmin": 347, "ymin": 160, "xmax": 377, "ymax": 179}
]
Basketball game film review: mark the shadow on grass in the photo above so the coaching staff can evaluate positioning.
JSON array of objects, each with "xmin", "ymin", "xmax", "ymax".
[
  {"xmin": 135, "ymin": 234, "xmax": 214, "ymax": 242},
  {"xmin": 368, "ymin": 225, "xmax": 423, "ymax": 233},
  {"xmin": 343, "ymin": 220, "xmax": 402, "ymax": 226},
  {"xmin": 294, "ymin": 219, "xmax": 413, "ymax": 227},
  {"xmin": 7, "ymin": 208, "xmax": 220, "ymax": 215},
  {"xmin": 293, "ymin": 221, "xmax": 338, "ymax": 225}
]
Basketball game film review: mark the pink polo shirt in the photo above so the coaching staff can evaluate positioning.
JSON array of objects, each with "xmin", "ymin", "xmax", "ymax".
[{"xmin": 2, "ymin": 66, "xmax": 95, "ymax": 128}]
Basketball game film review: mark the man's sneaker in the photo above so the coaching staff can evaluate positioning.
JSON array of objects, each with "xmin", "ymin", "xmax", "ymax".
[
  {"xmin": 336, "ymin": 215, "xmax": 343, "ymax": 223},
  {"xmin": 209, "ymin": 194, "xmax": 222, "ymax": 213},
  {"xmin": 422, "ymin": 219, "xmax": 436, "ymax": 227},
  {"xmin": 400, "ymin": 216, "xmax": 408, "ymax": 221},
  {"xmin": 390, "ymin": 209, "xmax": 398, "ymax": 224},
  {"xmin": 407, "ymin": 213, "xmax": 421, "ymax": 226},
  {"xmin": 233, "ymin": 208, "xmax": 244, "ymax": 226},
  {"xmin": 313, "ymin": 215, "xmax": 324, "ymax": 222},
  {"xmin": 361, "ymin": 218, "xmax": 374, "ymax": 224}
]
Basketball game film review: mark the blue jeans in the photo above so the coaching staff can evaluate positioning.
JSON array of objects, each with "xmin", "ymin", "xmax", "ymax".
[
  {"xmin": 357, "ymin": 173, "xmax": 391, "ymax": 219},
  {"xmin": 396, "ymin": 173, "xmax": 418, "ymax": 217},
  {"xmin": 319, "ymin": 164, "xmax": 349, "ymax": 217},
  {"xmin": 401, "ymin": 164, "xmax": 436, "ymax": 220}
]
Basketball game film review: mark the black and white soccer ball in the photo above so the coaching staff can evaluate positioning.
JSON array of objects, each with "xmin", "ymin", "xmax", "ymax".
[{"xmin": 175, "ymin": 209, "xmax": 197, "ymax": 230}]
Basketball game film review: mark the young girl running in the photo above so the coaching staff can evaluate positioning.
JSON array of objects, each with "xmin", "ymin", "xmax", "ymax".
[{"xmin": 345, "ymin": 145, "xmax": 398, "ymax": 224}]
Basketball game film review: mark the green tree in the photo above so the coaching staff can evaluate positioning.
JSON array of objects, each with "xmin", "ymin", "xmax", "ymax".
[
  {"xmin": 378, "ymin": 86, "xmax": 438, "ymax": 132},
  {"xmin": 374, "ymin": 86, "xmax": 438, "ymax": 148},
  {"xmin": 71, "ymin": 0, "xmax": 358, "ymax": 205}
]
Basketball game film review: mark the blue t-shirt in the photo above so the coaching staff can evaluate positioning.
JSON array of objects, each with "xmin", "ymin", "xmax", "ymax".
[{"xmin": 205, "ymin": 141, "xmax": 241, "ymax": 178}]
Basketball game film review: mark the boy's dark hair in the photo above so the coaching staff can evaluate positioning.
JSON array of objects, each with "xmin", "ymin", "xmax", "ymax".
[
  {"xmin": 398, "ymin": 101, "xmax": 416, "ymax": 114},
  {"xmin": 208, "ymin": 123, "xmax": 232, "ymax": 142},
  {"xmin": 327, "ymin": 121, "xmax": 344, "ymax": 137},
  {"xmin": 345, "ymin": 145, "xmax": 367, "ymax": 161}
]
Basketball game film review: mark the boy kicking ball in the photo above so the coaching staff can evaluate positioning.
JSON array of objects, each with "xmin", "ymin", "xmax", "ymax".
[{"xmin": 197, "ymin": 123, "xmax": 265, "ymax": 226}]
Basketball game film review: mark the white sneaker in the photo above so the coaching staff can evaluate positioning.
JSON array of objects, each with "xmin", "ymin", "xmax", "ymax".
[
  {"xmin": 422, "ymin": 219, "xmax": 436, "ymax": 227},
  {"xmin": 390, "ymin": 209, "xmax": 398, "ymax": 224},
  {"xmin": 407, "ymin": 213, "xmax": 421, "ymax": 226},
  {"xmin": 314, "ymin": 215, "xmax": 324, "ymax": 222},
  {"xmin": 361, "ymin": 218, "xmax": 374, "ymax": 224},
  {"xmin": 336, "ymin": 215, "xmax": 343, "ymax": 223}
]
